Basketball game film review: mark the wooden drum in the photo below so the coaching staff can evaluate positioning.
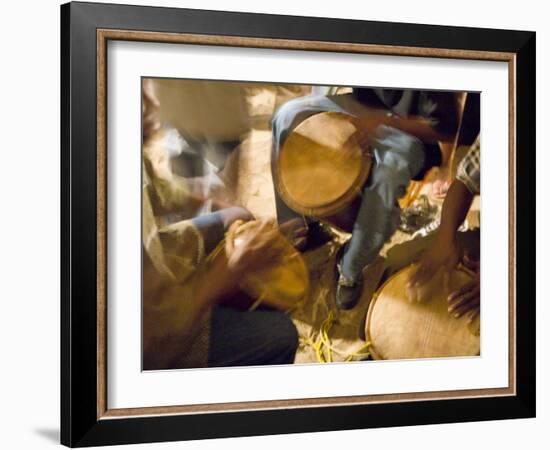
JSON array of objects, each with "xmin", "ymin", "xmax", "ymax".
[
  {"xmin": 275, "ymin": 112, "xmax": 372, "ymax": 231},
  {"xmin": 365, "ymin": 265, "xmax": 480, "ymax": 360},
  {"xmin": 225, "ymin": 220, "xmax": 310, "ymax": 311}
]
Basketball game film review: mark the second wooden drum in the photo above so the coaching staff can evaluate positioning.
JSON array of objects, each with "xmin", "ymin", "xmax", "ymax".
[{"xmin": 365, "ymin": 265, "xmax": 480, "ymax": 360}]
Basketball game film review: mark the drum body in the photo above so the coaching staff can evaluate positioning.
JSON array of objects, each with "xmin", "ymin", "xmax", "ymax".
[
  {"xmin": 225, "ymin": 221, "xmax": 309, "ymax": 311},
  {"xmin": 365, "ymin": 265, "xmax": 480, "ymax": 360},
  {"xmin": 275, "ymin": 112, "xmax": 372, "ymax": 232}
]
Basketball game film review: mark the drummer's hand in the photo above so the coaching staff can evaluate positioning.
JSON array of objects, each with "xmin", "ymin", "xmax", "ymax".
[
  {"xmin": 448, "ymin": 255, "xmax": 480, "ymax": 323},
  {"xmin": 278, "ymin": 218, "xmax": 308, "ymax": 249},
  {"xmin": 350, "ymin": 115, "xmax": 386, "ymax": 135},
  {"xmin": 407, "ymin": 234, "xmax": 461, "ymax": 300},
  {"xmin": 343, "ymin": 127, "xmax": 370, "ymax": 157},
  {"xmin": 225, "ymin": 220, "xmax": 282, "ymax": 276},
  {"xmin": 142, "ymin": 80, "xmax": 161, "ymax": 139},
  {"xmin": 342, "ymin": 117, "xmax": 378, "ymax": 159},
  {"xmin": 343, "ymin": 115, "xmax": 397, "ymax": 158}
]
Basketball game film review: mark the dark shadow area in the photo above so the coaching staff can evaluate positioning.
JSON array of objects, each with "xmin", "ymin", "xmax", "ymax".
[{"xmin": 34, "ymin": 428, "xmax": 59, "ymax": 444}]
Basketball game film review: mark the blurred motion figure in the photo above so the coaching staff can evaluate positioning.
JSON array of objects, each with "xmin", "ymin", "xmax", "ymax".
[{"xmin": 141, "ymin": 80, "xmax": 299, "ymax": 369}]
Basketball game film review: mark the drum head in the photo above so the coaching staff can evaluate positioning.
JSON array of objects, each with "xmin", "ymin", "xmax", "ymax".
[
  {"xmin": 227, "ymin": 221, "xmax": 309, "ymax": 311},
  {"xmin": 277, "ymin": 112, "xmax": 371, "ymax": 217},
  {"xmin": 365, "ymin": 265, "xmax": 480, "ymax": 360}
]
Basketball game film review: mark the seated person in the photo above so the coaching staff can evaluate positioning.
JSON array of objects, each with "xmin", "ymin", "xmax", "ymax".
[
  {"xmin": 408, "ymin": 136, "xmax": 481, "ymax": 323},
  {"xmin": 142, "ymin": 81, "xmax": 299, "ymax": 369},
  {"xmin": 271, "ymin": 88, "xmax": 460, "ymax": 309},
  {"xmin": 143, "ymin": 202, "xmax": 300, "ymax": 369}
]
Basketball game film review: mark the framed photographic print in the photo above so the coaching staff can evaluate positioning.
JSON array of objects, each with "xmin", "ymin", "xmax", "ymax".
[{"xmin": 61, "ymin": 1, "xmax": 536, "ymax": 447}]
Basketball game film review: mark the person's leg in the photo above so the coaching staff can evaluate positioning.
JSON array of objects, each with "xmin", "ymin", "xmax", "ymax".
[
  {"xmin": 208, "ymin": 306, "xmax": 299, "ymax": 367},
  {"xmin": 336, "ymin": 125, "xmax": 426, "ymax": 309}
]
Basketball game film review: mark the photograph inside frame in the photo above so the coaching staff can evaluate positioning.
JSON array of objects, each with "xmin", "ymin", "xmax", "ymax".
[{"xmin": 142, "ymin": 78, "xmax": 481, "ymax": 370}]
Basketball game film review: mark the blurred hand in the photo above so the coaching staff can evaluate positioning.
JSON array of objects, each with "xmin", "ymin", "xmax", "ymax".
[
  {"xmin": 447, "ymin": 256, "xmax": 480, "ymax": 323},
  {"xmin": 278, "ymin": 218, "xmax": 308, "ymax": 249},
  {"xmin": 343, "ymin": 126, "xmax": 370, "ymax": 155},
  {"xmin": 143, "ymin": 80, "xmax": 161, "ymax": 140},
  {"xmin": 342, "ymin": 117, "xmax": 376, "ymax": 159},
  {"xmin": 407, "ymin": 234, "xmax": 461, "ymax": 300},
  {"xmin": 225, "ymin": 220, "xmax": 283, "ymax": 276},
  {"xmin": 350, "ymin": 115, "xmax": 385, "ymax": 136}
]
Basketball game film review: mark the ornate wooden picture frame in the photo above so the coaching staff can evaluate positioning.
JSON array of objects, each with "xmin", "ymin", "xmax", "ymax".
[{"xmin": 61, "ymin": 1, "xmax": 535, "ymax": 446}]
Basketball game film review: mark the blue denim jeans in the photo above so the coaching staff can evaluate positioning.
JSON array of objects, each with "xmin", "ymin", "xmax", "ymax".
[{"xmin": 271, "ymin": 94, "xmax": 426, "ymax": 282}]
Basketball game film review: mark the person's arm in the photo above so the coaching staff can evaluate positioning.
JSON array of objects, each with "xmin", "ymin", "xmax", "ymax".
[
  {"xmin": 436, "ymin": 179, "xmax": 474, "ymax": 245},
  {"xmin": 143, "ymin": 220, "xmax": 284, "ymax": 367},
  {"xmin": 143, "ymin": 79, "xmax": 161, "ymax": 140},
  {"xmin": 351, "ymin": 91, "xmax": 460, "ymax": 145},
  {"xmin": 343, "ymin": 114, "xmax": 455, "ymax": 160},
  {"xmin": 352, "ymin": 114, "xmax": 451, "ymax": 144},
  {"xmin": 408, "ymin": 179, "xmax": 474, "ymax": 288},
  {"xmin": 384, "ymin": 115, "xmax": 455, "ymax": 143},
  {"xmin": 408, "ymin": 138, "xmax": 481, "ymax": 320}
]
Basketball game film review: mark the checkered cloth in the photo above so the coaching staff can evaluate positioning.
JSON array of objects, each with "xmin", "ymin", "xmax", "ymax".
[{"xmin": 456, "ymin": 136, "xmax": 480, "ymax": 195}]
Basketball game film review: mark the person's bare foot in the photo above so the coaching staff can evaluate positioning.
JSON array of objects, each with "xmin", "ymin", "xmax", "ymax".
[{"xmin": 427, "ymin": 166, "xmax": 452, "ymax": 200}]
